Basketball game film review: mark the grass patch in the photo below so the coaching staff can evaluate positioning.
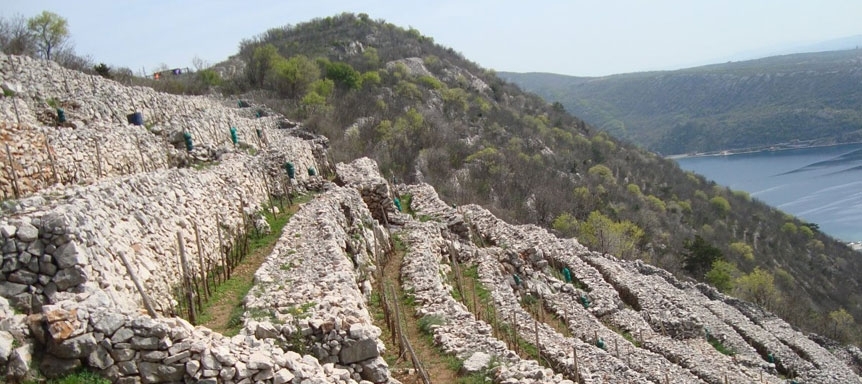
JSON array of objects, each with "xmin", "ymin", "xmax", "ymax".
[
  {"xmin": 707, "ymin": 334, "xmax": 736, "ymax": 356},
  {"xmin": 197, "ymin": 195, "xmax": 312, "ymax": 335},
  {"xmin": 418, "ymin": 314, "xmax": 446, "ymax": 335},
  {"xmin": 29, "ymin": 369, "xmax": 111, "ymax": 384}
]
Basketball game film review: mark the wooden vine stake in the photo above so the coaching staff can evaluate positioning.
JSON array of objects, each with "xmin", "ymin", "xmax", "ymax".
[{"xmin": 177, "ymin": 231, "xmax": 197, "ymax": 324}]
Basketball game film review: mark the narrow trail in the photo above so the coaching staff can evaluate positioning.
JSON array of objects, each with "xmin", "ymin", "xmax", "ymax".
[
  {"xmin": 199, "ymin": 201, "xmax": 302, "ymax": 335},
  {"xmin": 375, "ymin": 231, "xmax": 460, "ymax": 384}
]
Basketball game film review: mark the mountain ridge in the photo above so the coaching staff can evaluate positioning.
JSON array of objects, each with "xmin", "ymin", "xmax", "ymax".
[{"xmin": 500, "ymin": 48, "xmax": 862, "ymax": 155}]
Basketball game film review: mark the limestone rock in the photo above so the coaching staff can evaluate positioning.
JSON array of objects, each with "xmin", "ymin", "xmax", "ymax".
[{"xmin": 339, "ymin": 338, "xmax": 379, "ymax": 364}]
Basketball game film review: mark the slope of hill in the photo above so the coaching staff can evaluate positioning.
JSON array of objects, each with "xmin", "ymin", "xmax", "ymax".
[
  {"xmin": 209, "ymin": 13, "xmax": 862, "ymax": 343},
  {"xmin": 1, "ymin": 13, "xmax": 862, "ymax": 383},
  {"xmin": 500, "ymin": 49, "xmax": 862, "ymax": 155}
]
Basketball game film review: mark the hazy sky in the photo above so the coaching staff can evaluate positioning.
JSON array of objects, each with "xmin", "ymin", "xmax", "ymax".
[{"xmin": 3, "ymin": 0, "xmax": 862, "ymax": 77}]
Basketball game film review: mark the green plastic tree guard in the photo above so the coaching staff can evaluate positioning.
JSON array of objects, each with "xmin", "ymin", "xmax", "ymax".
[
  {"xmin": 284, "ymin": 162, "xmax": 295, "ymax": 179},
  {"xmin": 183, "ymin": 132, "xmax": 193, "ymax": 151}
]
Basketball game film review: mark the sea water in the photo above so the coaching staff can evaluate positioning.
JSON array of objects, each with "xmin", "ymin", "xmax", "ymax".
[{"xmin": 674, "ymin": 143, "xmax": 862, "ymax": 242}]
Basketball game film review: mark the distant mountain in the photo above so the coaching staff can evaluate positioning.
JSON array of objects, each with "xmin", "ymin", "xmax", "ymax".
[{"xmin": 501, "ymin": 49, "xmax": 862, "ymax": 155}]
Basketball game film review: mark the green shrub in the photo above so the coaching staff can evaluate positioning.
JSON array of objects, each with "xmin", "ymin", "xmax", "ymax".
[{"xmin": 418, "ymin": 314, "xmax": 445, "ymax": 335}]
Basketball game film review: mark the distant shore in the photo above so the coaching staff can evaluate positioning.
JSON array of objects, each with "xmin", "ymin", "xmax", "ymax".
[{"xmin": 665, "ymin": 141, "xmax": 862, "ymax": 160}]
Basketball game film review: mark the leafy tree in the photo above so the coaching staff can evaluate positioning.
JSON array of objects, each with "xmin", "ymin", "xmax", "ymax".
[
  {"xmin": 552, "ymin": 212, "xmax": 578, "ymax": 237},
  {"xmin": 271, "ymin": 54, "xmax": 320, "ymax": 97},
  {"xmin": 579, "ymin": 211, "xmax": 643, "ymax": 259},
  {"xmin": 828, "ymin": 308, "xmax": 854, "ymax": 339},
  {"xmin": 248, "ymin": 44, "xmax": 280, "ymax": 87},
  {"xmin": 798, "ymin": 225, "xmax": 814, "ymax": 239},
  {"xmin": 27, "ymin": 10, "xmax": 68, "ymax": 60},
  {"xmin": 709, "ymin": 196, "xmax": 730, "ymax": 216},
  {"xmin": 682, "ymin": 235, "xmax": 723, "ymax": 278},
  {"xmin": 729, "ymin": 242, "xmax": 754, "ymax": 262},
  {"xmin": 588, "ymin": 164, "xmax": 615, "ymax": 184},
  {"xmin": 734, "ymin": 267, "xmax": 780, "ymax": 308},
  {"xmin": 324, "ymin": 61, "xmax": 362, "ymax": 89},
  {"xmin": 781, "ymin": 222, "xmax": 798, "ymax": 234},
  {"xmin": 706, "ymin": 260, "xmax": 740, "ymax": 292}
]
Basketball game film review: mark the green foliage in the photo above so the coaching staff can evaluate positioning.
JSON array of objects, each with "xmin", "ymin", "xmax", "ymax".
[
  {"xmin": 324, "ymin": 61, "xmax": 362, "ymax": 89},
  {"xmin": 248, "ymin": 43, "xmax": 280, "ymax": 87},
  {"xmin": 361, "ymin": 70, "xmax": 381, "ymax": 86},
  {"xmin": 196, "ymin": 69, "xmax": 221, "ymax": 87},
  {"xmin": 732, "ymin": 189, "xmax": 751, "ymax": 201},
  {"xmin": 728, "ymin": 242, "xmax": 754, "ymax": 262},
  {"xmin": 798, "ymin": 225, "xmax": 814, "ymax": 239},
  {"xmin": 418, "ymin": 314, "xmax": 446, "ymax": 335},
  {"xmin": 734, "ymin": 267, "xmax": 780, "ymax": 307},
  {"xmin": 682, "ymin": 235, "xmax": 723, "ymax": 278},
  {"xmin": 27, "ymin": 10, "xmax": 68, "ymax": 60},
  {"xmin": 45, "ymin": 370, "xmax": 110, "ymax": 384},
  {"xmin": 705, "ymin": 260, "xmax": 740, "ymax": 292},
  {"xmin": 442, "ymin": 88, "xmax": 469, "ymax": 113},
  {"xmin": 395, "ymin": 80, "xmax": 422, "ymax": 100},
  {"xmin": 626, "ymin": 183, "xmax": 642, "ymax": 196},
  {"xmin": 417, "ymin": 75, "xmax": 444, "ymax": 90},
  {"xmin": 93, "ymin": 63, "xmax": 111, "ymax": 79},
  {"xmin": 828, "ymin": 308, "xmax": 854, "ymax": 339},
  {"xmin": 270, "ymin": 54, "xmax": 320, "ymax": 97},
  {"xmin": 587, "ymin": 164, "xmax": 615, "ymax": 184},
  {"xmin": 709, "ymin": 196, "xmax": 731, "ymax": 215},
  {"xmin": 707, "ymin": 334, "xmax": 736, "ymax": 356},
  {"xmin": 552, "ymin": 212, "xmax": 578, "ymax": 237},
  {"xmin": 781, "ymin": 222, "xmax": 798, "ymax": 234},
  {"xmin": 579, "ymin": 211, "xmax": 643, "ymax": 259},
  {"xmin": 645, "ymin": 195, "xmax": 666, "ymax": 213}
]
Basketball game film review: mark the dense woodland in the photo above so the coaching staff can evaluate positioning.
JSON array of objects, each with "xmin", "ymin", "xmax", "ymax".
[
  {"xmin": 501, "ymin": 50, "xmax": 862, "ymax": 155},
  {"xmin": 6, "ymin": 12, "xmax": 860, "ymax": 345}
]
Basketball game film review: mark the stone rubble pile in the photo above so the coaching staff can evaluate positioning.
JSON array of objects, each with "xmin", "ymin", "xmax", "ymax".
[
  {"xmin": 401, "ymin": 220, "xmax": 571, "ymax": 384},
  {"xmin": 333, "ymin": 158, "xmax": 404, "ymax": 225},
  {"xmin": 400, "ymin": 182, "xmax": 862, "ymax": 383},
  {"xmin": 0, "ymin": 53, "xmax": 307, "ymax": 198},
  {"xmin": 241, "ymin": 158, "xmax": 402, "ymax": 384}
]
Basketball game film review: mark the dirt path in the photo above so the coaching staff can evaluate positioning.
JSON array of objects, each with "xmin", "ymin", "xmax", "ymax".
[
  {"xmin": 373, "ymin": 231, "xmax": 460, "ymax": 384},
  {"xmin": 199, "ymin": 202, "xmax": 301, "ymax": 335}
]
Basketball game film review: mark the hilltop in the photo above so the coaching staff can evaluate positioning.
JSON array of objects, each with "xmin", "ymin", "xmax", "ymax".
[
  {"xmin": 0, "ymin": 12, "xmax": 860, "ymax": 383},
  {"xmin": 500, "ymin": 49, "xmax": 862, "ymax": 155}
]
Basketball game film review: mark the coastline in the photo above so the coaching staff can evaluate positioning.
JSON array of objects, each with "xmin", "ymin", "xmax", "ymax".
[{"xmin": 665, "ymin": 141, "xmax": 862, "ymax": 160}]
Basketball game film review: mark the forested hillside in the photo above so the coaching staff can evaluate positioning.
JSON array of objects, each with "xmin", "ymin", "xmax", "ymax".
[
  {"xmin": 501, "ymin": 49, "xmax": 862, "ymax": 155},
  {"xmin": 209, "ymin": 13, "xmax": 862, "ymax": 343}
]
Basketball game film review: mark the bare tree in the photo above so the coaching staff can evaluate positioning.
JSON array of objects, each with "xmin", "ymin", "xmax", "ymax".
[{"xmin": 0, "ymin": 14, "xmax": 35, "ymax": 56}]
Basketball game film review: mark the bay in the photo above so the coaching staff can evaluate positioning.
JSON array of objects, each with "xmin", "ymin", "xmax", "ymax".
[{"xmin": 674, "ymin": 143, "xmax": 862, "ymax": 242}]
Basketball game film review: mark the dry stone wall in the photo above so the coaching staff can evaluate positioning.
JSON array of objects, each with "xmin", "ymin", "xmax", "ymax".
[
  {"xmin": 0, "ymin": 52, "xmax": 859, "ymax": 384},
  {"xmin": 242, "ymin": 175, "xmax": 395, "ymax": 383},
  {"xmin": 401, "ymin": 182, "xmax": 862, "ymax": 383},
  {"xmin": 0, "ymin": 53, "xmax": 311, "ymax": 198}
]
